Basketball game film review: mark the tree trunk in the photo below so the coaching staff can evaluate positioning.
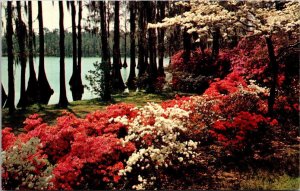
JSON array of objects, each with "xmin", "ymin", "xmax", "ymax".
[
  {"xmin": 112, "ymin": 1, "xmax": 125, "ymax": 91},
  {"xmin": 137, "ymin": 2, "xmax": 147, "ymax": 78},
  {"xmin": 58, "ymin": 1, "xmax": 68, "ymax": 107},
  {"xmin": 5, "ymin": 1, "xmax": 15, "ymax": 113},
  {"xmin": 69, "ymin": 1, "xmax": 83, "ymax": 101},
  {"xmin": 38, "ymin": 1, "xmax": 53, "ymax": 104},
  {"xmin": 100, "ymin": 1, "xmax": 111, "ymax": 101},
  {"xmin": 211, "ymin": 27, "xmax": 220, "ymax": 60},
  {"xmin": 2, "ymin": 84, "xmax": 7, "ymax": 107},
  {"xmin": 157, "ymin": 1, "xmax": 166, "ymax": 77},
  {"xmin": 127, "ymin": 1, "xmax": 137, "ymax": 90},
  {"xmin": 77, "ymin": 1, "xmax": 84, "ymax": 99},
  {"xmin": 146, "ymin": 1, "xmax": 158, "ymax": 92},
  {"xmin": 183, "ymin": 29, "xmax": 191, "ymax": 63},
  {"xmin": 123, "ymin": 2, "xmax": 128, "ymax": 68},
  {"xmin": 265, "ymin": 36, "xmax": 278, "ymax": 116},
  {"xmin": 16, "ymin": 2, "xmax": 28, "ymax": 108},
  {"xmin": 26, "ymin": 1, "xmax": 39, "ymax": 105},
  {"xmin": 78, "ymin": 1, "xmax": 82, "ymax": 75}
]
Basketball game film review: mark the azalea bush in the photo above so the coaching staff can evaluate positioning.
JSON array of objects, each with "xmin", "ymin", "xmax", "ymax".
[
  {"xmin": 2, "ymin": 138, "xmax": 54, "ymax": 190},
  {"xmin": 1, "ymin": 77, "xmax": 296, "ymax": 190},
  {"xmin": 230, "ymin": 35, "xmax": 299, "ymax": 128},
  {"xmin": 2, "ymin": 104, "xmax": 138, "ymax": 190},
  {"xmin": 118, "ymin": 102, "xmax": 199, "ymax": 190},
  {"xmin": 170, "ymin": 49, "xmax": 231, "ymax": 93}
]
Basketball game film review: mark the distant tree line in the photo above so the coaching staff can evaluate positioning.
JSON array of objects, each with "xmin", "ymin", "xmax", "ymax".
[
  {"xmin": 2, "ymin": 1, "xmax": 190, "ymax": 113},
  {"xmin": 2, "ymin": 29, "xmax": 131, "ymax": 57}
]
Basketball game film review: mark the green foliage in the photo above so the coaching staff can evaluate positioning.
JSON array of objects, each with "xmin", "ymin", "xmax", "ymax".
[
  {"xmin": 2, "ymin": 28, "xmax": 131, "ymax": 57},
  {"xmin": 86, "ymin": 61, "xmax": 104, "ymax": 97},
  {"xmin": 240, "ymin": 171, "xmax": 300, "ymax": 190},
  {"xmin": 2, "ymin": 137, "xmax": 54, "ymax": 190}
]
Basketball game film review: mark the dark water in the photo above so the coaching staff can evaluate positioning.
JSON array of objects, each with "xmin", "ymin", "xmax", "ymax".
[{"xmin": 1, "ymin": 57, "xmax": 169, "ymax": 105}]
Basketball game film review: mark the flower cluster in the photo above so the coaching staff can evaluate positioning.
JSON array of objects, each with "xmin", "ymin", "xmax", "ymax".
[
  {"xmin": 2, "ymin": 138, "xmax": 54, "ymax": 190},
  {"xmin": 170, "ymin": 49, "xmax": 231, "ymax": 93},
  {"xmin": 117, "ymin": 102, "xmax": 200, "ymax": 190},
  {"xmin": 2, "ymin": 127, "xmax": 16, "ymax": 151},
  {"xmin": 2, "ymin": 103, "xmax": 138, "ymax": 190},
  {"xmin": 1, "ymin": 79, "xmax": 290, "ymax": 190},
  {"xmin": 204, "ymin": 72, "xmax": 248, "ymax": 97},
  {"xmin": 209, "ymin": 111, "xmax": 277, "ymax": 148}
]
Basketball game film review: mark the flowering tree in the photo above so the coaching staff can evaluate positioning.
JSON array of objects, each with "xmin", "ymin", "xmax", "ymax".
[{"xmin": 149, "ymin": 0, "xmax": 300, "ymax": 115}]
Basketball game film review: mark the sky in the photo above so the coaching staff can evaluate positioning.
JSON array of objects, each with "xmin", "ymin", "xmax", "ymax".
[{"xmin": 1, "ymin": 1, "xmax": 91, "ymax": 32}]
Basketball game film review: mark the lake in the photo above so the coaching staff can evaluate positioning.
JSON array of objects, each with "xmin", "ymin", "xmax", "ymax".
[{"xmin": 1, "ymin": 57, "xmax": 170, "ymax": 105}]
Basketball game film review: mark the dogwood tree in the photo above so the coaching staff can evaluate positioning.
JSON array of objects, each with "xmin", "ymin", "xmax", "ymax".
[{"xmin": 149, "ymin": 0, "xmax": 300, "ymax": 115}]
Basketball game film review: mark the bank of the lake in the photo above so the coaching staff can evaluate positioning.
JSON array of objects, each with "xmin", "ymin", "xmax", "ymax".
[{"xmin": 1, "ymin": 57, "xmax": 170, "ymax": 105}]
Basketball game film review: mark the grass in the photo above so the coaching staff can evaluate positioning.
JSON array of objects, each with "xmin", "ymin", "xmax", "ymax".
[
  {"xmin": 1, "ymin": 91, "xmax": 174, "ymax": 133},
  {"xmin": 240, "ymin": 171, "xmax": 300, "ymax": 190}
]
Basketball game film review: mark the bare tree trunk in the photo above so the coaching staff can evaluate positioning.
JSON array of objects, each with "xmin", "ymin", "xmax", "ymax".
[
  {"xmin": 2, "ymin": 84, "xmax": 7, "ymax": 107},
  {"xmin": 123, "ymin": 2, "xmax": 128, "ymax": 68},
  {"xmin": 78, "ymin": 1, "xmax": 82, "ymax": 75},
  {"xmin": 77, "ymin": 1, "xmax": 84, "ymax": 99},
  {"xmin": 146, "ymin": 1, "xmax": 158, "ymax": 92},
  {"xmin": 100, "ymin": 1, "xmax": 111, "ymax": 101},
  {"xmin": 69, "ymin": 1, "xmax": 83, "ymax": 101},
  {"xmin": 38, "ymin": 1, "xmax": 53, "ymax": 104},
  {"xmin": 157, "ymin": 1, "xmax": 166, "ymax": 77},
  {"xmin": 183, "ymin": 29, "xmax": 191, "ymax": 63},
  {"xmin": 211, "ymin": 27, "xmax": 220, "ymax": 60},
  {"xmin": 16, "ymin": 2, "xmax": 28, "ymax": 108},
  {"xmin": 265, "ymin": 36, "xmax": 278, "ymax": 116},
  {"xmin": 26, "ymin": 1, "xmax": 39, "ymax": 105},
  {"xmin": 112, "ymin": 1, "xmax": 125, "ymax": 91},
  {"xmin": 127, "ymin": 1, "xmax": 137, "ymax": 90},
  {"xmin": 5, "ymin": 1, "xmax": 15, "ymax": 113},
  {"xmin": 58, "ymin": 1, "xmax": 68, "ymax": 107},
  {"xmin": 137, "ymin": 2, "xmax": 147, "ymax": 78}
]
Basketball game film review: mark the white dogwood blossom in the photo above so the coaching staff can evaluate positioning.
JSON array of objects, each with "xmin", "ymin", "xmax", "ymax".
[{"xmin": 149, "ymin": 0, "xmax": 300, "ymax": 39}]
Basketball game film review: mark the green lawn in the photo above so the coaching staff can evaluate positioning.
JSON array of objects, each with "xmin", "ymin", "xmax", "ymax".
[{"xmin": 1, "ymin": 92, "xmax": 174, "ymax": 133}]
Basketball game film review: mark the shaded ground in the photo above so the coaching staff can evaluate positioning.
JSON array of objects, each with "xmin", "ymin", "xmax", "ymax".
[{"xmin": 2, "ymin": 91, "xmax": 187, "ymax": 133}]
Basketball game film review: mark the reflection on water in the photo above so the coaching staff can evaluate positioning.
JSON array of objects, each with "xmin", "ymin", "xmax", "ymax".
[{"xmin": 1, "ymin": 57, "xmax": 169, "ymax": 105}]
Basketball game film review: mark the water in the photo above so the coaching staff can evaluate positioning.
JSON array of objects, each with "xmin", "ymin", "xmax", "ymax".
[{"xmin": 1, "ymin": 57, "xmax": 170, "ymax": 105}]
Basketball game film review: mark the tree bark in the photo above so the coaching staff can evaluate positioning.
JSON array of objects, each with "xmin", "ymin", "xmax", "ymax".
[
  {"xmin": 146, "ymin": 1, "xmax": 158, "ymax": 92},
  {"xmin": 38, "ymin": 1, "xmax": 53, "ymax": 104},
  {"xmin": 112, "ymin": 1, "xmax": 125, "ymax": 91},
  {"xmin": 183, "ymin": 29, "xmax": 191, "ymax": 63},
  {"xmin": 78, "ymin": 1, "xmax": 82, "ymax": 75},
  {"xmin": 137, "ymin": 2, "xmax": 147, "ymax": 78},
  {"xmin": 16, "ymin": 2, "xmax": 28, "ymax": 108},
  {"xmin": 100, "ymin": 1, "xmax": 111, "ymax": 101},
  {"xmin": 26, "ymin": 1, "xmax": 39, "ymax": 105},
  {"xmin": 5, "ymin": 1, "xmax": 15, "ymax": 113},
  {"xmin": 2, "ymin": 84, "xmax": 7, "ymax": 107},
  {"xmin": 265, "ymin": 36, "xmax": 278, "ymax": 116},
  {"xmin": 211, "ymin": 27, "xmax": 220, "ymax": 60},
  {"xmin": 58, "ymin": 1, "xmax": 68, "ymax": 107},
  {"xmin": 157, "ymin": 1, "xmax": 166, "ymax": 77},
  {"xmin": 123, "ymin": 2, "xmax": 128, "ymax": 68},
  {"xmin": 77, "ymin": 1, "xmax": 84, "ymax": 99},
  {"xmin": 127, "ymin": 1, "xmax": 137, "ymax": 90},
  {"xmin": 69, "ymin": 1, "xmax": 83, "ymax": 101}
]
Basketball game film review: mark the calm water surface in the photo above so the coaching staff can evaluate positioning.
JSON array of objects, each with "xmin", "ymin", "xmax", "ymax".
[{"xmin": 1, "ymin": 57, "xmax": 169, "ymax": 105}]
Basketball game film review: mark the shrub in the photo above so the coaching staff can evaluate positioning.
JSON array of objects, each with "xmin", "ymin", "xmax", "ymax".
[
  {"xmin": 2, "ymin": 103, "xmax": 138, "ymax": 190},
  {"xmin": 118, "ymin": 102, "xmax": 200, "ymax": 190},
  {"xmin": 2, "ymin": 138, "xmax": 54, "ymax": 190},
  {"xmin": 170, "ymin": 49, "xmax": 231, "ymax": 93}
]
